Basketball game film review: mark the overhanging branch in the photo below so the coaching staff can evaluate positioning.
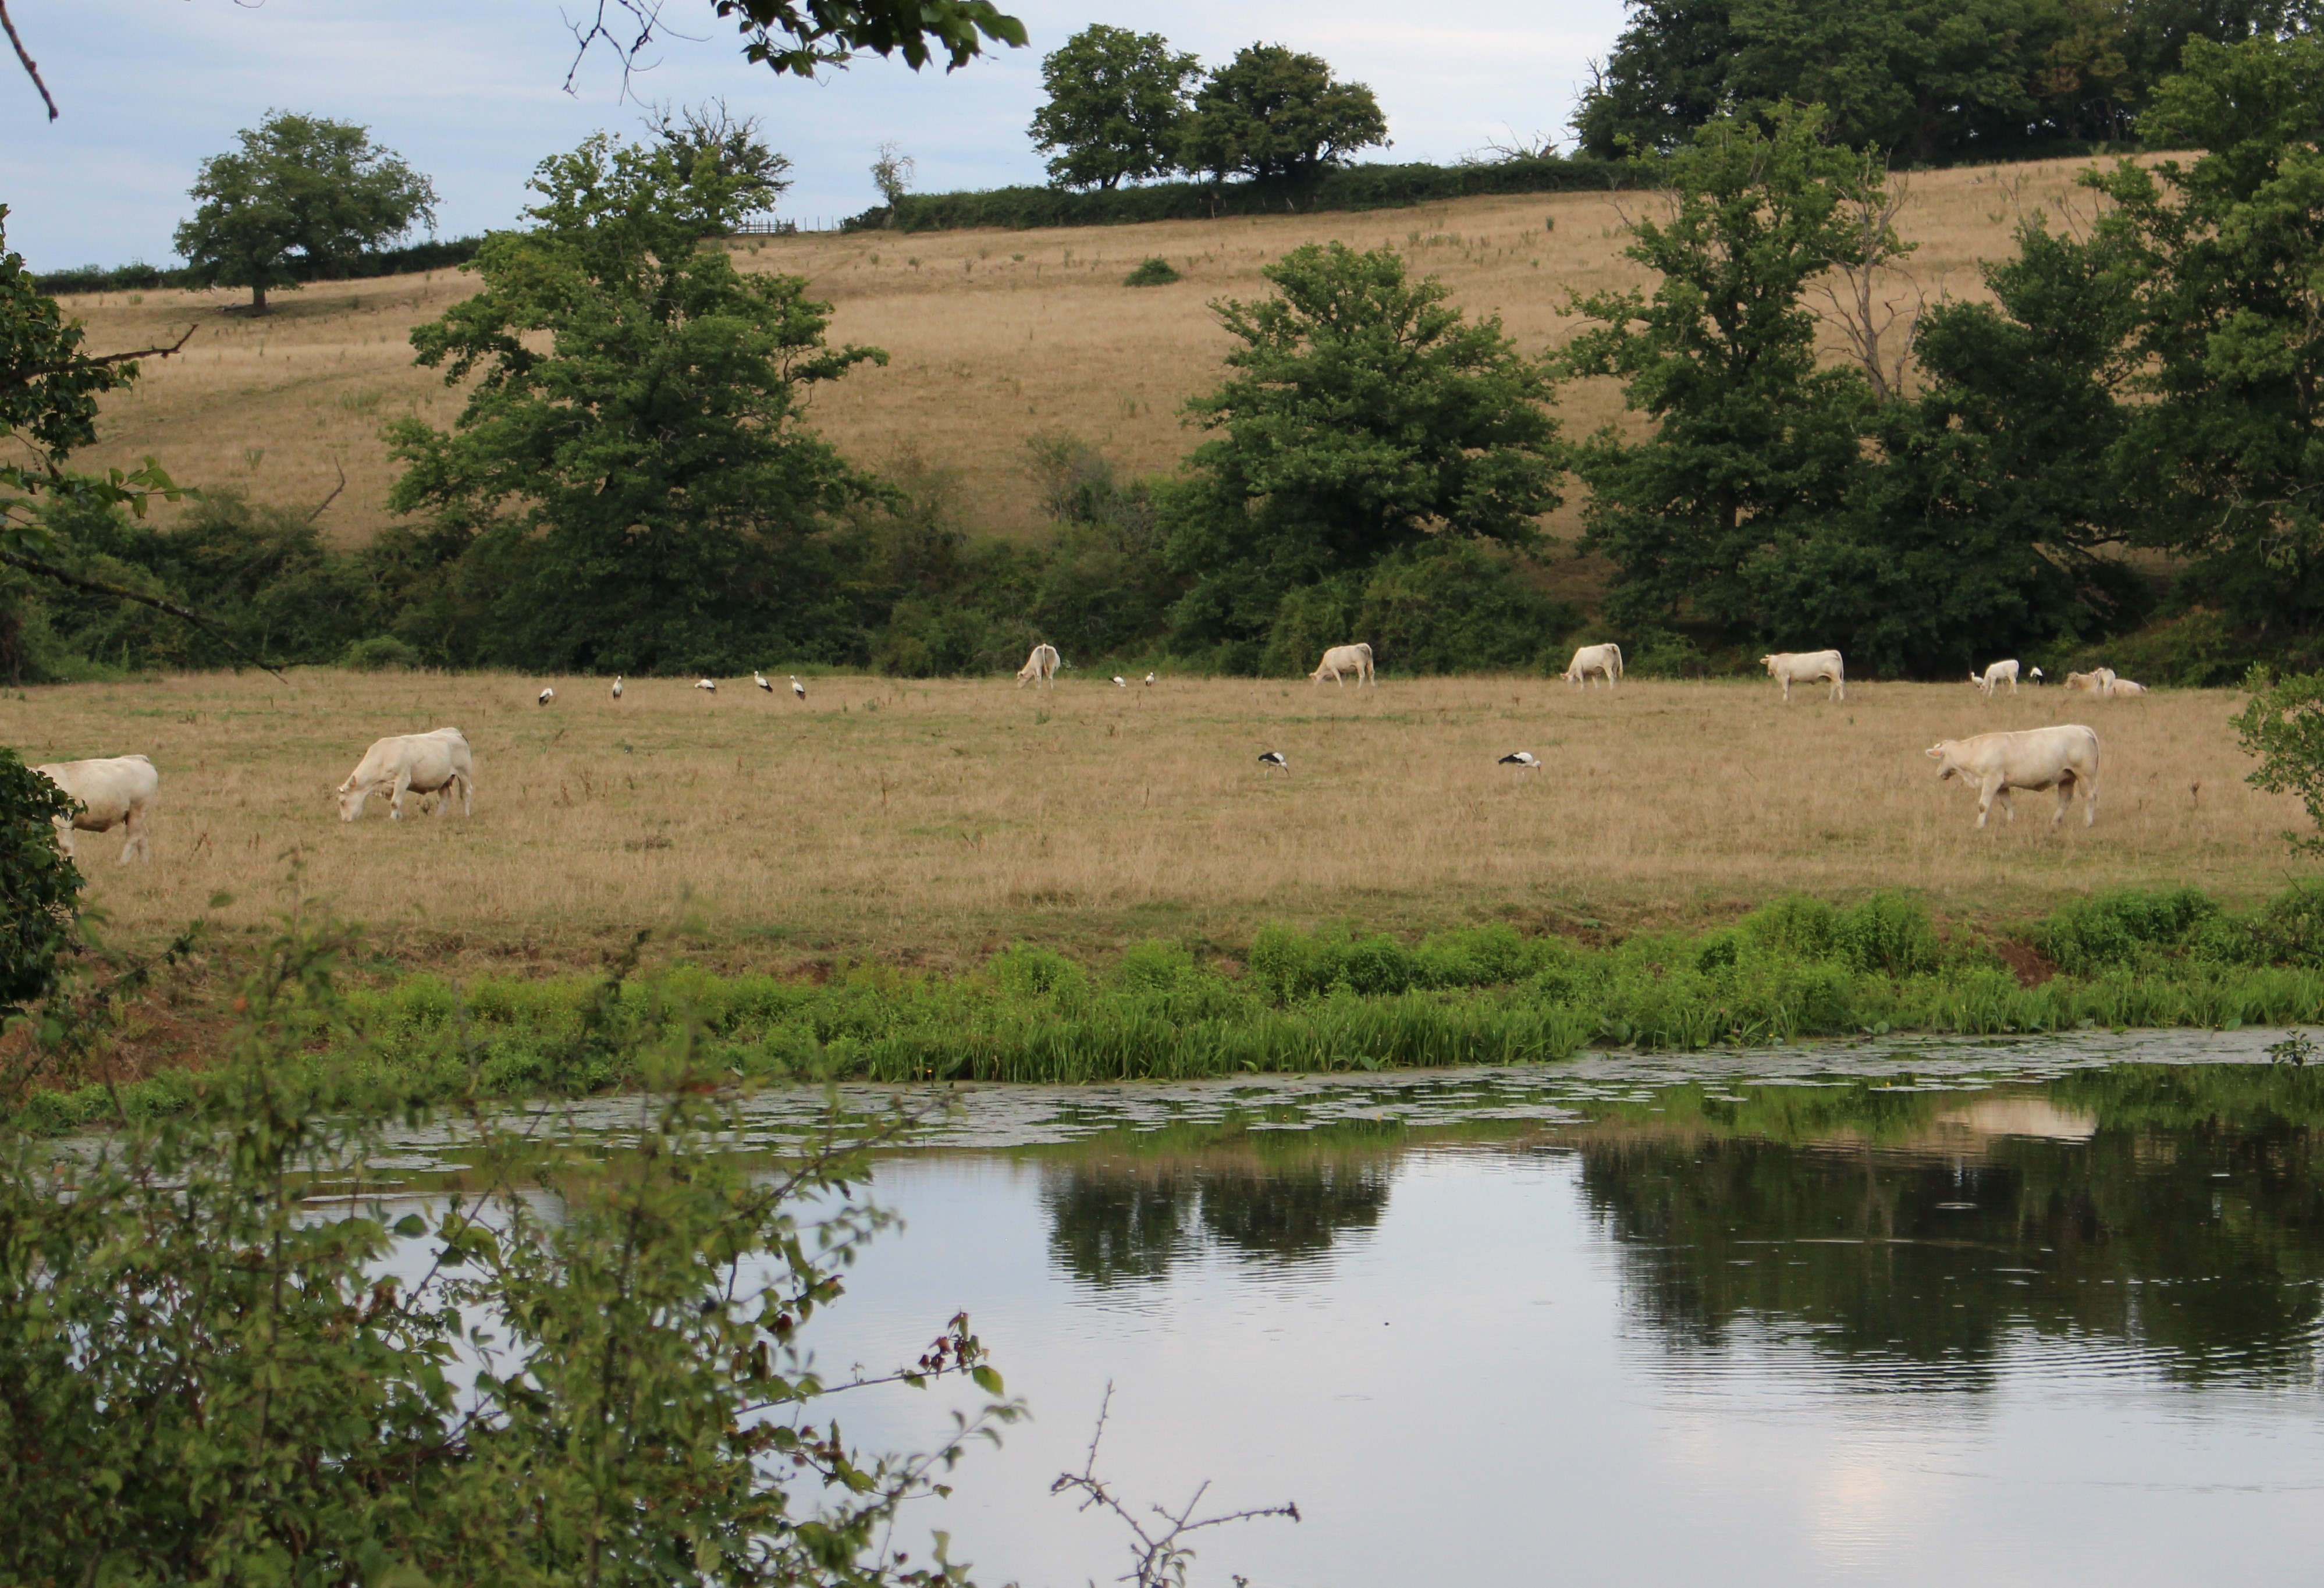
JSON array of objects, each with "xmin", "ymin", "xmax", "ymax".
[
  {"xmin": 0, "ymin": 0, "xmax": 58, "ymax": 123},
  {"xmin": 0, "ymin": 547, "xmax": 289, "ymax": 680}
]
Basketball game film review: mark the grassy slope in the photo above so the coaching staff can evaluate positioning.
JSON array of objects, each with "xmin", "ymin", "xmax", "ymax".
[{"xmin": 54, "ymin": 155, "xmax": 2127, "ymax": 549}]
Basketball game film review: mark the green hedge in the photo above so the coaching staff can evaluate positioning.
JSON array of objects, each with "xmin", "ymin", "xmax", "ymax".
[
  {"xmin": 850, "ymin": 155, "xmax": 1644, "ymax": 233},
  {"xmin": 33, "ymin": 236, "xmax": 486, "ymax": 297}
]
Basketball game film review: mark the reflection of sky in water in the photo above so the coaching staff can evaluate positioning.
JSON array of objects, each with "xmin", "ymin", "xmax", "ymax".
[{"xmin": 152, "ymin": 1029, "xmax": 2324, "ymax": 1587}]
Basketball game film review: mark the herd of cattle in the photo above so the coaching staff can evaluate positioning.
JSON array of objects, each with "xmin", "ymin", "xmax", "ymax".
[{"xmin": 24, "ymin": 639, "xmax": 2152, "ymax": 863}]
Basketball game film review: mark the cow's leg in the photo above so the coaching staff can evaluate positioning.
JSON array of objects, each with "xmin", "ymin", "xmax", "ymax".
[
  {"xmin": 120, "ymin": 804, "xmax": 147, "ymax": 862},
  {"xmin": 432, "ymin": 779, "xmax": 453, "ymax": 819},
  {"xmin": 1832, "ymin": 676, "xmax": 1846, "ymax": 702},
  {"xmin": 1976, "ymin": 776, "xmax": 2010, "ymax": 828},
  {"xmin": 460, "ymin": 770, "xmax": 473, "ymax": 816},
  {"xmin": 390, "ymin": 770, "xmax": 411, "ymax": 820},
  {"xmin": 2083, "ymin": 772, "xmax": 2097, "ymax": 826}
]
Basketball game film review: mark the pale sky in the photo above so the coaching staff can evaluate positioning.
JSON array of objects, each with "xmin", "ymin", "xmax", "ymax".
[{"xmin": 0, "ymin": 0, "xmax": 1629, "ymax": 270}]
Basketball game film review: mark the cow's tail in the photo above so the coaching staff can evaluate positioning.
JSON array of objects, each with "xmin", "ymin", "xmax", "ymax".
[{"xmin": 1609, "ymin": 644, "xmax": 1623, "ymax": 680}]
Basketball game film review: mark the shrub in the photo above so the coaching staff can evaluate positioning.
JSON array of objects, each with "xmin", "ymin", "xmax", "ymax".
[
  {"xmin": 1123, "ymin": 255, "xmax": 1181, "ymax": 286},
  {"xmin": 0, "ymin": 749, "xmax": 81, "ymax": 1013},
  {"xmin": 2035, "ymin": 888, "xmax": 2223, "ymax": 975},
  {"xmin": 340, "ymin": 634, "xmax": 422, "ymax": 670}
]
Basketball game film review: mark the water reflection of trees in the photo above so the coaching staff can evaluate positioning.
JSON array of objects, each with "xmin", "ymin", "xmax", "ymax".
[
  {"xmin": 1576, "ymin": 1109, "xmax": 2324, "ymax": 1383},
  {"xmin": 1041, "ymin": 1150, "xmax": 1392, "ymax": 1286}
]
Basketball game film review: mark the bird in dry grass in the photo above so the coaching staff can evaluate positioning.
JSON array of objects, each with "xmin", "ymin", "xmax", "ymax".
[
  {"xmin": 610, "ymin": 676, "xmax": 623, "ymax": 700},
  {"xmin": 695, "ymin": 678, "xmax": 717, "ymax": 693},
  {"xmin": 755, "ymin": 671, "xmax": 773, "ymax": 693},
  {"xmin": 1499, "ymin": 751, "xmax": 1540, "ymax": 772},
  {"xmin": 1113, "ymin": 675, "xmax": 1127, "ymax": 688},
  {"xmin": 1258, "ymin": 750, "xmax": 1288, "ymax": 775},
  {"xmin": 790, "ymin": 675, "xmax": 806, "ymax": 701},
  {"xmin": 536, "ymin": 687, "xmax": 555, "ymax": 707},
  {"xmin": 1144, "ymin": 672, "xmax": 1156, "ymax": 686}
]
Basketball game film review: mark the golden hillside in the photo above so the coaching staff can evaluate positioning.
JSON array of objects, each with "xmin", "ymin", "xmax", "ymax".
[{"xmin": 54, "ymin": 157, "xmax": 2118, "ymax": 547}]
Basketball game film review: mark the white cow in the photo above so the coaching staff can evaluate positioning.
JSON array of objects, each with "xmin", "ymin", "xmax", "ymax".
[
  {"xmin": 2063, "ymin": 667, "xmax": 2116, "ymax": 694},
  {"xmin": 1563, "ymin": 642, "xmax": 1624, "ymax": 689},
  {"xmin": 1761, "ymin": 650, "xmax": 1846, "ymax": 702},
  {"xmin": 1016, "ymin": 643, "xmax": 1061, "ymax": 690},
  {"xmin": 2104, "ymin": 677, "xmax": 2150, "ymax": 698},
  {"xmin": 1311, "ymin": 642, "xmax": 1375, "ymax": 687},
  {"xmin": 337, "ymin": 727, "xmax": 474, "ymax": 822},
  {"xmin": 1926, "ymin": 724, "xmax": 2100, "ymax": 829},
  {"xmin": 1971, "ymin": 659, "xmax": 2031, "ymax": 697},
  {"xmin": 33, "ymin": 754, "xmax": 159, "ymax": 862}
]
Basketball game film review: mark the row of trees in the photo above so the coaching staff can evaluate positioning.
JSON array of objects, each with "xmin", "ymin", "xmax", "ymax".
[
  {"xmin": 1029, "ymin": 28, "xmax": 1387, "ymax": 189},
  {"xmin": 11, "ymin": 36, "xmax": 2323, "ymax": 682},
  {"xmin": 1574, "ymin": 0, "xmax": 2318, "ymax": 162}
]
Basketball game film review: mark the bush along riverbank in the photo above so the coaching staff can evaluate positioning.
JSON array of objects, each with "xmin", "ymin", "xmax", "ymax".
[{"xmin": 15, "ymin": 887, "xmax": 2324, "ymax": 1134}]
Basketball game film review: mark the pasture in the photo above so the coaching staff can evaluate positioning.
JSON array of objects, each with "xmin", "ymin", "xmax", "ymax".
[
  {"xmin": 1, "ymin": 669, "xmax": 2294, "ymax": 975},
  {"xmin": 49, "ymin": 156, "xmax": 2128, "ymax": 546}
]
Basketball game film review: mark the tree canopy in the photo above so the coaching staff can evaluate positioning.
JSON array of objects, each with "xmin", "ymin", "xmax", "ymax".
[
  {"xmin": 173, "ymin": 112, "xmax": 437, "ymax": 314},
  {"xmin": 1572, "ymin": 0, "xmax": 2318, "ymax": 160},
  {"xmin": 386, "ymin": 130, "xmax": 884, "ymax": 674},
  {"xmin": 1029, "ymin": 24, "xmax": 1201, "ymax": 189},
  {"xmin": 1165, "ymin": 242, "xmax": 1561, "ymax": 666},
  {"xmin": 1178, "ymin": 45, "xmax": 1389, "ymax": 183}
]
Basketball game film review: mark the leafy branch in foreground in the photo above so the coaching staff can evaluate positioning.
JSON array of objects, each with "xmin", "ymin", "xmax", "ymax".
[
  {"xmin": 1051, "ymin": 1383, "xmax": 1298, "ymax": 1588},
  {"xmin": 2234, "ymin": 671, "xmax": 2324, "ymax": 852},
  {"xmin": 0, "ymin": 900, "xmax": 1021, "ymax": 1584}
]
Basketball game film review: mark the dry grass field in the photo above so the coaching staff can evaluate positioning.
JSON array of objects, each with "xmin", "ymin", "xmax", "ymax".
[
  {"xmin": 50, "ymin": 156, "xmax": 2133, "ymax": 546},
  {"xmin": 1, "ymin": 669, "xmax": 2293, "ymax": 975}
]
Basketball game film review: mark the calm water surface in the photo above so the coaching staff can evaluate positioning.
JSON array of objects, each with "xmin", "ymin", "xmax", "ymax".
[{"xmin": 728, "ymin": 1033, "xmax": 2324, "ymax": 1587}]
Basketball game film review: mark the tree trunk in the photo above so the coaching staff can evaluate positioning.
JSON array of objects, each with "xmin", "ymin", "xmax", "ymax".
[{"xmin": 250, "ymin": 280, "xmax": 269, "ymax": 315}]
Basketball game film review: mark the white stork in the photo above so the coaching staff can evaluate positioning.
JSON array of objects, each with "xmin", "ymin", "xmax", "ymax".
[
  {"xmin": 611, "ymin": 676, "xmax": 623, "ymax": 700},
  {"xmin": 1258, "ymin": 750, "xmax": 1288, "ymax": 775},
  {"xmin": 1499, "ymin": 751, "xmax": 1540, "ymax": 778},
  {"xmin": 790, "ymin": 676, "xmax": 806, "ymax": 701},
  {"xmin": 755, "ymin": 670, "xmax": 773, "ymax": 693},
  {"xmin": 1113, "ymin": 675, "xmax": 1127, "ymax": 688},
  {"xmin": 695, "ymin": 678, "xmax": 717, "ymax": 694},
  {"xmin": 536, "ymin": 687, "xmax": 556, "ymax": 707},
  {"xmin": 1144, "ymin": 672, "xmax": 1156, "ymax": 686}
]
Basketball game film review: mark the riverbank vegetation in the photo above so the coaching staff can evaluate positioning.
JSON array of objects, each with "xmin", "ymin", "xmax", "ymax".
[{"xmin": 16, "ymin": 883, "xmax": 2324, "ymax": 1135}]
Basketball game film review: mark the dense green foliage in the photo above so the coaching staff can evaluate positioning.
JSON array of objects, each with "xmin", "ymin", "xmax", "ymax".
[
  {"xmin": 386, "ymin": 132, "xmax": 888, "ymax": 674},
  {"xmin": 0, "ymin": 908, "xmax": 1014, "ymax": 1583},
  {"xmin": 31, "ymin": 236, "xmax": 483, "ymax": 298},
  {"xmin": 1572, "ymin": 0, "xmax": 2312, "ymax": 159},
  {"xmin": 852, "ymin": 154, "xmax": 1640, "ymax": 232},
  {"xmin": 173, "ymin": 112, "xmax": 439, "ymax": 314},
  {"xmin": 1164, "ymin": 242, "xmax": 1562, "ymax": 668},
  {"xmin": 2234, "ymin": 671, "xmax": 2324, "ymax": 850},
  {"xmin": 0, "ymin": 749, "xmax": 80, "ymax": 1015},
  {"xmin": 1178, "ymin": 45, "xmax": 1389, "ymax": 183},
  {"xmin": 23, "ymin": 887, "xmax": 2324, "ymax": 1135},
  {"xmin": 1028, "ymin": 25, "xmax": 1201, "ymax": 190}
]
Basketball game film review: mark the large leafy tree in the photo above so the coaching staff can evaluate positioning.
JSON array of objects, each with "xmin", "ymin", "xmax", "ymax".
[
  {"xmin": 387, "ymin": 130, "xmax": 885, "ymax": 675},
  {"xmin": 173, "ymin": 112, "xmax": 438, "ymax": 314},
  {"xmin": 2092, "ymin": 34, "xmax": 2324, "ymax": 649},
  {"xmin": 1029, "ymin": 24, "xmax": 1200, "ymax": 190},
  {"xmin": 1178, "ymin": 45, "xmax": 1388, "ymax": 183},
  {"xmin": 1554, "ymin": 108, "xmax": 1873, "ymax": 638},
  {"xmin": 1164, "ymin": 242, "xmax": 1561, "ymax": 665}
]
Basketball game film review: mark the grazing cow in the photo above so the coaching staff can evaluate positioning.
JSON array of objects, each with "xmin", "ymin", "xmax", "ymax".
[
  {"xmin": 1563, "ymin": 643, "xmax": 1623, "ymax": 689},
  {"xmin": 1761, "ymin": 650, "xmax": 1846, "ymax": 702},
  {"xmin": 337, "ymin": 728, "xmax": 474, "ymax": 823},
  {"xmin": 1311, "ymin": 642, "xmax": 1375, "ymax": 687},
  {"xmin": 33, "ymin": 754, "xmax": 159, "ymax": 862},
  {"xmin": 1971, "ymin": 659, "xmax": 2025, "ymax": 697},
  {"xmin": 1017, "ymin": 643, "xmax": 1061, "ymax": 690},
  {"xmin": 2105, "ymin": 677, "xmax": 2149, "ymax": 697},
  {"xmin": 2063, "ymin": 667, "xmax": 2116, "ymax": 694},
  {"xmin": 1925, "ymin": 724, "xmax": 2100, "ymax": 829}
]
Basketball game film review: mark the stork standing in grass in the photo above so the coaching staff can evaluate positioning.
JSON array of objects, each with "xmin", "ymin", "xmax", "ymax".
[
  {"xmin": 695, "ymin": 678, "xmax": 717, "ymax": 694},
  {"xmin": 755, "ymin": 671, "xmax": 773, "ymax": 694},
  {"xmin": 536, "ymin": 687, "xmax": 556, "ymax": 707},
  {"xmin": 1144, "ymin": 672, "xmax": 1156, "ymax": 687},
  {"xmin": 1258, "ymin": 751, "xmax": 1288, "ymax": 776},
  {"xmin": 1113, "ymin": 675, "xmax": 1127, "ymax": 688},
  {"xmin": 790, "ymin": 675, "xmax": 806, "ymax": 701},
  {"xmin": 611, "ymin": 676, "xmax": 623, "ymax": 700}
]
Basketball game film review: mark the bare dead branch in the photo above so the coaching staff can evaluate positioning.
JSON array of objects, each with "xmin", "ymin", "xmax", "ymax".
[
  {"xmin": 9, "ymin": 325, "xmax": 200, "ymax": 383},
  {"xmin": 1811, "ymin": 158, "xmax": 1925, "ymax": 400},
  {"xmin": 304, "ymin": 456, "xmax": 347, "ymax": 525},
  {"xmin": 0, "ymin": 0, "xmax": 58, "ymax": 122},
  {"xmin": 0, "ymin": 547, "xmax": 289, "ymax": 680}
]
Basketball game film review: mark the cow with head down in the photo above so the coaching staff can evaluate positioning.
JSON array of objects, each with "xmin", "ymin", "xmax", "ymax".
[
  {"xmin": 34, "ymin": 754, "xmax": 160, "ymax": 862},
  {"xmin": 1927, "ymin": 724, "xmax": 2100, "ymax": 829},
  {"xmin": 337, "ymin": 727, "xmax": 474, "ymax": 822}
]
